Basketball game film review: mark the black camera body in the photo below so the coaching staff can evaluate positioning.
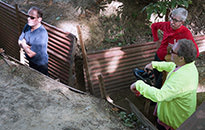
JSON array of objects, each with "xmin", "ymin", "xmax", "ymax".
[{"xmin": 133, "ymin": 68, "xmax": 155, "ymax": 86}]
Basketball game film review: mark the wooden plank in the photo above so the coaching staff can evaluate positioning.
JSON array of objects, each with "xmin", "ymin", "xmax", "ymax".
[
  {"xmin": 98, "ymin": 74, "xmax": 127, "ymax": 111},
  {"xmin": 77, "ymin": 25, "xmax": 93, "ymax": 94},
  {"xmin": 126, "ymin": 98, "xmax": 157, "ymax": 130},
  {"xmin": 15, "ymin": 4, "xmax": 21, "ymax": 35},
  {"xmin": 98, "ymin": 74, "xmax": 106, "ymax": 99}
]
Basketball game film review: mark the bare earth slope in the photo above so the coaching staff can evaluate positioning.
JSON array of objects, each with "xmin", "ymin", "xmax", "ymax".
[{"xmin": 0, "ymin": 59, "xmax": 128, "ymax": 130}]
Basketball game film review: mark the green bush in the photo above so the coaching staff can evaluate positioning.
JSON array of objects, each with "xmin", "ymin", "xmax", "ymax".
[
  {"xmin": 142, "ymin": 0, "xmax": 192, "ymax": 21},
  {"xmin": 118, "ymin": 111, "xmax": 138, "ymax": 128}
]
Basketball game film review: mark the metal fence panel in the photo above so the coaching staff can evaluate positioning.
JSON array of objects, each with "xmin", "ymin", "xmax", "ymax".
[
  {"xmin": 86, "ymin": 35, "xmax": 205, "ymax": 97},
  {"xmin": 0, "ymin": 1, "xmax": 77, "ymax": 86}
]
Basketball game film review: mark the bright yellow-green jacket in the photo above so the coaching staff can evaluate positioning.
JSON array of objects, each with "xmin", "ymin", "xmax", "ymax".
[{"xmin": 134, "ymin": 61, "xmax": 198, "ymax": 129}]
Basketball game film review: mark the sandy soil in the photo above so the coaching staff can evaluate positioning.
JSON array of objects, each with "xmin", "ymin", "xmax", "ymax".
[{"xmin": 0, "ymin": 59, "xmax": 134, "ymax": 130}]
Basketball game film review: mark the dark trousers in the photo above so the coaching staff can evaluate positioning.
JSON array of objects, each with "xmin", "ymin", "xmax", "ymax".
[
  {"xmin": 156, "ymin": 122, "xmax": 167, "ymax": 130},
  {"xmin": 29, "ymin": 61, "xmax": 48, "ymax": 76},
  {"xmin": 153, "ymin": 54, "xmax": 163, "ymax": 89}
]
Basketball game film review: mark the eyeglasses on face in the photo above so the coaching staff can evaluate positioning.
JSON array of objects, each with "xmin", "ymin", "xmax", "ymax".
[
  {"xmin": 169, "ymin": 15, "xmax": 182, "ymax": 23},
  {"xmin": 28, "ymin": 16, "xmax": 37, "ymax": 20},
  {"xmin": 170, "ymin": 49, "xmax": 178, "ymax": 55}
]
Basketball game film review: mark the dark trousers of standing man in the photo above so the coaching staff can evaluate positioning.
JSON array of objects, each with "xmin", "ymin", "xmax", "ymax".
[
  {"xmin": 153, "ymin": 54, "xmax": 163, "ymax": 89},
  {"xmin": 29, "ymin": 61, "xmax": 48, "ymax": 76}
]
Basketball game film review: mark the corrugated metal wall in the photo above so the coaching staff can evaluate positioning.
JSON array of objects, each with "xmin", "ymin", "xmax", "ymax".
[
  {"xmin": 86, "ymin": 35, "xmax": 205, "ymax": 97},
  {"xmin": 0, "ymin": 1, "xmax": 77, "ymax": 86},
  {"xmin": 0, "ymin": 2, "xmax": 20, "ymax": 59},
  {"xmin": 195, "ymin": 35, "xmax": 205, "ymax": 53}
]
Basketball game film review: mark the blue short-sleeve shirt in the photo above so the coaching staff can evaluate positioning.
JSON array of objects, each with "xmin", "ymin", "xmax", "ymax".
[{"xmin": 19, "ymin": 24, "xmax": 48, "ymax": 65}]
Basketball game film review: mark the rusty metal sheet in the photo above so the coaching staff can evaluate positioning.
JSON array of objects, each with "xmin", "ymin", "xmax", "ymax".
[
  {"xmin": 195, "ymin": 35, "xmax": 205, "ymax": 53},
  {"xmin": 86, "ymin": 42, "xmax": 156, "ymax": 97},
  {"xmin": 86, "ymin": 36, "xmax": 205, "ymax": 97},
  {"xmin": 0, "ymin": 2, "xmax": 20, "ymax": 59}
]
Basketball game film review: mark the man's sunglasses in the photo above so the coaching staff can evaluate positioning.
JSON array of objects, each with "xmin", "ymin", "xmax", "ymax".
[
  {"xmin": 169, "ymin": 15, "xmax": 182, "ymax": 23},
  {"xmin": 28, "ymin": 16, "xmax": 37, "ymax": 20},
  {"xmin": 170, "ymin": 49, "xmax": 178, "ymax": 55}
]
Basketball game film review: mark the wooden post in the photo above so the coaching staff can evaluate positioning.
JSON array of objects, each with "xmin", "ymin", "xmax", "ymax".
[
  {"xmin": 76, "ymin": 25, "xmax": 93, "ymax": 94},
  {"xmin": 15, "ymin": 4, "xmax": 24, "ymax": 63},
  {"xmin": 144, "ymin": 99, "xmax": 151, "ymax": 116},
  {"xmin": 15, "ymin": 4, "xmax": 22, "ymax": 35},
  {"xmin": 98, "ymin": 74, "xmax": 106, "ymax": 99},
  {"xmin": 68, "ymin": 34, "xmax": 77, "ymax": 87}
]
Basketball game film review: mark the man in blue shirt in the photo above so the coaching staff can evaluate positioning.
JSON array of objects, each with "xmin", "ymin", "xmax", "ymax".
[{"xmin": 18, "ymin": 6, "xmax": 48, "ymax": 75}]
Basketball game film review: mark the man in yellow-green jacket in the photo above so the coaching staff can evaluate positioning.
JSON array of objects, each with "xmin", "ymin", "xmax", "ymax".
[{"xmin": 130, "ymin": 39, "xmax": 198, "ymax": 130}]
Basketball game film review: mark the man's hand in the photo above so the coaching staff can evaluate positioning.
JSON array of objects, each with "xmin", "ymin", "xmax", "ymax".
[
  {"xmin": 0, "ymin": 48, "xmax": 5, "ymax": 53},
  {"xmin": 130, "ymin": 82, "xmax": 141, "ymax": 96},
  {"xmin": 167, "ymin": 39, "xmax": 176, "ymax": 54},
  {"xmin": 155, "ymin": 40, "xmax": 161, "ymax": 49},
  {"xmin": 25, "ymin": 48, "xmax": 36, "ymax": 58},
  {"xmin": 144, "ymin": 63, "xmax": 153, "ymax": 72},
  {"xmin": 18, "ymin": 39, "xmax": 27, "ymax": 48},
  {"xmin": 167, "ymin": 43, "xmax": 174, "ymax": 54},
  {"xmin": 18, "ymin": 39, "xmax": 36, "ymax": 58}
]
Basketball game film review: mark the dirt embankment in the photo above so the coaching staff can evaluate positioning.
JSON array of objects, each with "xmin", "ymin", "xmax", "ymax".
[{"xmin": 0, "ymin": 59, "xmax": 133, "ymax": 130}]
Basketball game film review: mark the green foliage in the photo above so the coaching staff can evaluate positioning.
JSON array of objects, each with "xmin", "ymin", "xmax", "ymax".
[
  {"xmin": 100, "ymin": 13, "xmax": 152, "ymax": 48},
  {"xmin": 104, "ymin": 37, "xmax": 118, "ymax": 43},
  {"xmin": 142, "ymin": 0, "xmax": 192, "ymax": 20},
  {"xmin": 101, "ymin": 15, "xmax": 126, "ymax": 46},
  {"xmin": 118, "ymin": 111, "xmax": 138, "ymax": 128}
]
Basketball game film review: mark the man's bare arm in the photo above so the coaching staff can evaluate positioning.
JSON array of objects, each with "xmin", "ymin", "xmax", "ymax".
[{"xmin": 18, "ymin": 39, "xmax": 36, "ymax": 58}]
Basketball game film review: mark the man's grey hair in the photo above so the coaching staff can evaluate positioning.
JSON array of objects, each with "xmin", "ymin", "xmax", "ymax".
[
  {"xmin": 171, "ymin": 7, "xmax": 188, "ymax": 22},
  {"xmin": 177, "ymin": 39, "xmax": 197, "ymax": 64}
]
